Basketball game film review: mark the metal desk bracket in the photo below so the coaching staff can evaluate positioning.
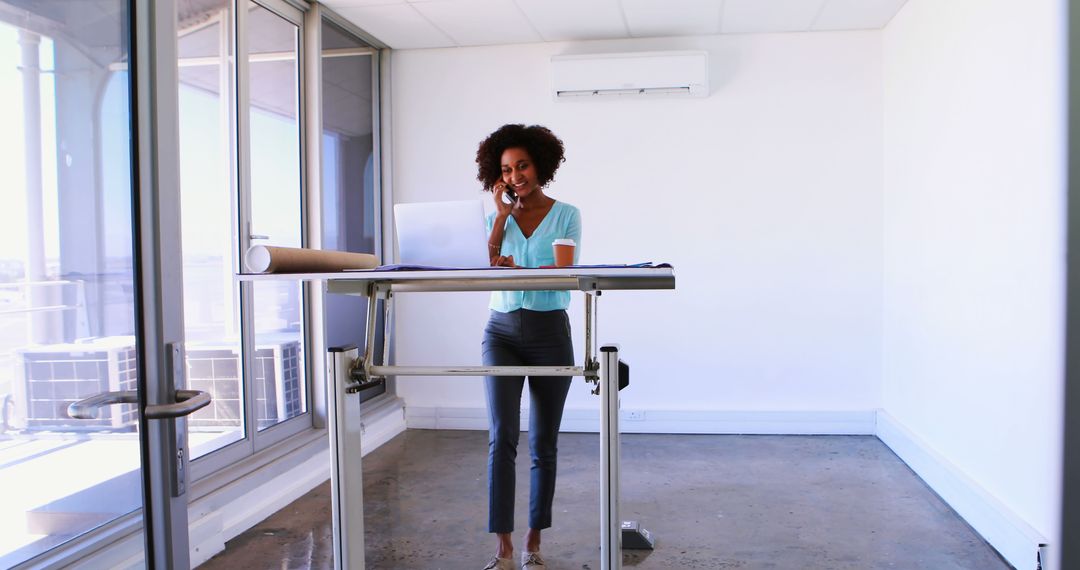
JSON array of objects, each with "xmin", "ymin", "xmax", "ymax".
[{"xmin": 350, "ymin": 282, "xmax": 605, "ymax": 388}]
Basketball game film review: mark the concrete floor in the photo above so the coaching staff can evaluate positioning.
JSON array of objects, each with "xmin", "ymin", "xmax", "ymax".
[{"xmin": 200, "ymin": 431, "xmax": 1010, "ymax": 569}]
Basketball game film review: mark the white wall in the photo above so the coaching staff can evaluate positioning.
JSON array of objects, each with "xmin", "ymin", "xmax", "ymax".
[
  {"xmin": 881, "ymin": 0, "xmax": 1066, "ymax": 566},
  {"xmin": 390, "ymin": 32, "xmax": 883, "ymax": 428}
]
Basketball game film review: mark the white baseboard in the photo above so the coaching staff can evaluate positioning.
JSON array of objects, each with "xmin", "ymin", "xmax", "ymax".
[
  {"xmin": 358, "ymin": 396, "xmax": 409, "ymax": 452},
  {"xmin": 875, "ymin": 411, "xmax": 1048, "ymax": 570},
  {"xmin": 405, "ymin": 406, "xmax": 877, "ymax": 435},
  {"xmin": 215, "ymin": 450, "xmax": 333, "ymax": 555},
  {"xmin": 44, "ymin": 398, "xmax": 407, "ymax": 569},
  {"xmin": 186, "ymin": 403, "xmax": 1056, "ymax": 570},
  {"xmin": 189, "ymin": 398, "xmax": 406, "ymax": 567}
]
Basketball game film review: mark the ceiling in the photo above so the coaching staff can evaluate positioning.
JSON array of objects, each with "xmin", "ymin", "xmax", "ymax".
[
  {"xmin": 323, "ymin": 0, "xmax": 910, "ymax": 50},
  {"xmin": 177, "ymin": 3, "xmax": 374, "ymax": 137}
]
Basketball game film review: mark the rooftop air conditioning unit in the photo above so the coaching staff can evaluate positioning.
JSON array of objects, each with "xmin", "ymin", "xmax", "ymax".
[{"xmin": 551, "ymin": 50, "xmax": 709, "ymax": 99}]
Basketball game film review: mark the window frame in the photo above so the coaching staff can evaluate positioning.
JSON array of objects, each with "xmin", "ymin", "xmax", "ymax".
[
  {"xmin": 182, "ymin": 0, "xmax": 313, "ymax": 479},
  {"xmin": 188, "ymin": 0, "xmax": 392, "ymax": 478}
]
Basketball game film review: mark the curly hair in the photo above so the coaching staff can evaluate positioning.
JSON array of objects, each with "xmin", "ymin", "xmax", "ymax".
[{"xmin": 475, "ymin": 124, "xmax": 566, "ymax": 190}]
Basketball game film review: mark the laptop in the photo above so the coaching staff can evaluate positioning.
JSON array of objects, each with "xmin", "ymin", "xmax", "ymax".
[{"xmin": 393, "ymin": 199, "xmax": 490, "ymax": 267}]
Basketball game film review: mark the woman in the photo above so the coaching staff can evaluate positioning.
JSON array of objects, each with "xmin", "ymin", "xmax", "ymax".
[{"xmin": 477, "ymin": 124, "xmax": 581, "ymax": 570}]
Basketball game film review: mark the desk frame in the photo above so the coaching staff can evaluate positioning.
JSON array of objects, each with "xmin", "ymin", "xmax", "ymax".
[{"xmin": 245, "ymin": 267, "xmax": 674, "ymax": 569}]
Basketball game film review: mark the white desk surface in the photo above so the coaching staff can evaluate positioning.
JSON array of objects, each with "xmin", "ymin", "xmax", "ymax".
[
  {"xmin": 238, "ymin": 266, "xmax": 675, "ymax": 294},
  {"xmin": 237, "ymin": 265, "xmax": 673, "ymax": 282}
]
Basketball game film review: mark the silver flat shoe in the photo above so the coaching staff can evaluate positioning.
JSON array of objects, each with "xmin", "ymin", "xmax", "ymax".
[
  {"xmin": 483, "ymin": 556, "xmax": 516, "ymax": 570},
  {"xmin": 521, "ymin": 551, "xmax": 546, "ymax": 569}
]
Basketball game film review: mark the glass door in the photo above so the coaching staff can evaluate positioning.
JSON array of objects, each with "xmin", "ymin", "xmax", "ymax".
[
  {"xmin": 176, "ymin": 0, "xmax": 247, "ymax": 462},
  {"xmin": 177, "ymin": 0, "xmax": 317, "ymax": 480},
  {"xmin": 0, "ymin": 0, "xmax": 194, "ymax": 567},
  {"xmin": 0, "ymin": 2, "xmax": 145, "ymax": 566},
  {"xmin": 319, "ymin": 17, "xmax": 385, "ymax": 403},
  {"xmin": 238, "ymin": 0, "xmax": 311, "ymax": 446}
]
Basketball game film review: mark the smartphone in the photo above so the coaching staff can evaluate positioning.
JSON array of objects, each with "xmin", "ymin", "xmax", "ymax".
[{"xmin": 496, "ymin": 183, "xmax": 517, "ymax": 204}]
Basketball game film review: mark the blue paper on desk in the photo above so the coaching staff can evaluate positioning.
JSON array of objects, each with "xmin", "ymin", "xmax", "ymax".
[
  {"xmin": 539, "ymin": 263, "xmax": 672, "ymax": 269},
  {"xmin": 355, "ymin": 263, "xmax": 672, "ymax": 272},
  {"xmin": 365, "ymin": 264, "xmax": 502, "ymax": 272}
]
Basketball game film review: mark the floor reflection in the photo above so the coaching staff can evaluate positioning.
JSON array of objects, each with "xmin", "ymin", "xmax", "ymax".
[{"xmin": 201, "ymin": 431, "xmax": 1011, "ymax": 569}]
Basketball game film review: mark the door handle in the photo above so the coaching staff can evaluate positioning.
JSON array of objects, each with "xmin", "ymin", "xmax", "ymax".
[
  {"xmin": 68, "ymin": 390, "xmax": 138, "ymax": 419},
  {"xmin": 68, "ymin": 389, "xmax": 211, "ymax": 420},
  {"xmin": 248, "ymin": 222, "xmax": 269, "ymax": 241},
  {"xmin": 145, "ymin": 389, "xmax": 212, "ymax": 419}
]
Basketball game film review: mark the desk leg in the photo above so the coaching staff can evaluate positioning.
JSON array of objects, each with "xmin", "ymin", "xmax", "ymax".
[
  {"xmin": 600, "ymin": 344, "xmax": 621, "ymax": 570},
  {"xmin": 328, "ymin": 347, "xmax": 365, "ymax": 570}
]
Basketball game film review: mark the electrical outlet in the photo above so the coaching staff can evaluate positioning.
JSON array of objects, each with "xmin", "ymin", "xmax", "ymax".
[{"xmin": 624, "ymin": 410, "xmax": 645, "ymax": 421}]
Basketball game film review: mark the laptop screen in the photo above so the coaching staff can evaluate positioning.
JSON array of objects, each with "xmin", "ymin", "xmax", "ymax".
[{"xmin": 393, "ymin": 199, "xmax": 490, "ymax": 267}]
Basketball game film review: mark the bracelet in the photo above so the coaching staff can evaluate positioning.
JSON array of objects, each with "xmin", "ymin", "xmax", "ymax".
[{"xmin": 488, "ymin": 244, "xmax": 500, "ymax": 250}]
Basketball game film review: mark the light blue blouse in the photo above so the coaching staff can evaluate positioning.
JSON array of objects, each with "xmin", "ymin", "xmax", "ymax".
[{"xmin": 486, "ymin": 201, "xmax": 582, "ymax": 313}]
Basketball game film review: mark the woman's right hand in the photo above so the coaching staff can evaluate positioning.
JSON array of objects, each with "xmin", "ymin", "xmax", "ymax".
[
  {"xmin": 492, "ymin": 182, "xmax": 513, "ymax": 218},
  {"xmin": 490, "ymin": 254, "xmax": 517, "ymax": 268}
]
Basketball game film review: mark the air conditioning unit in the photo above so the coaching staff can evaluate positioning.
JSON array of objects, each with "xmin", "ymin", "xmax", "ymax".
[
  {"xmin": 551, "ymin": 50, "xmax": 709, "ymax": 99},
  {"xmin": 16, "ymin": 336, "xmax": 139, "ymax": 431},
  {"xmin": 186, "ymin": 339, "xmax": 304, "ymax": 431}
]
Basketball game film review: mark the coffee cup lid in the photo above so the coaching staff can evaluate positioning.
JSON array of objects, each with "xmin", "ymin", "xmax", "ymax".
[{"xmin": 552, "ymin": 238, "xmax": 576, "ymax": 246}]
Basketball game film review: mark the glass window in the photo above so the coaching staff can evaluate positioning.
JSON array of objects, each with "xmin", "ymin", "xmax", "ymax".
[
  {"xmin": 178, "ymin": 0, "xmax": 311, "ymax": 457},
  {"xmin": 245, "ymin": 1, "xmax": 307, "ymax": 429},
  {"xmin": 176, "ymin": 0, "xmax": 245, "ymax": 459},
  {"xmin": 320, "ymin": 20, "xmax": 383, "ymax": 402},
  {"xmin": 0, "ymin": 2, "xmax": 142, "ymax": 564}
]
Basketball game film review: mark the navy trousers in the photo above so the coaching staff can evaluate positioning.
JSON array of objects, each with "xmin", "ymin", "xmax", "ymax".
[{"xmin": 482, "ymin": 309, "xmax": 574, "ymax": 534}]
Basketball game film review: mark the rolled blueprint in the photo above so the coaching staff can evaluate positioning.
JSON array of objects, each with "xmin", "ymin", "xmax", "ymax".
[{"xmin": 244, "ymin": 245, "xmax": 378, "ymax": 274}]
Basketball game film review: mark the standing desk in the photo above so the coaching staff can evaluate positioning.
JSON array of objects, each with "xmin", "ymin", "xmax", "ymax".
[{"xmin": 242, "ymin": 266, "xmax": 675, "ymax": 569}]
